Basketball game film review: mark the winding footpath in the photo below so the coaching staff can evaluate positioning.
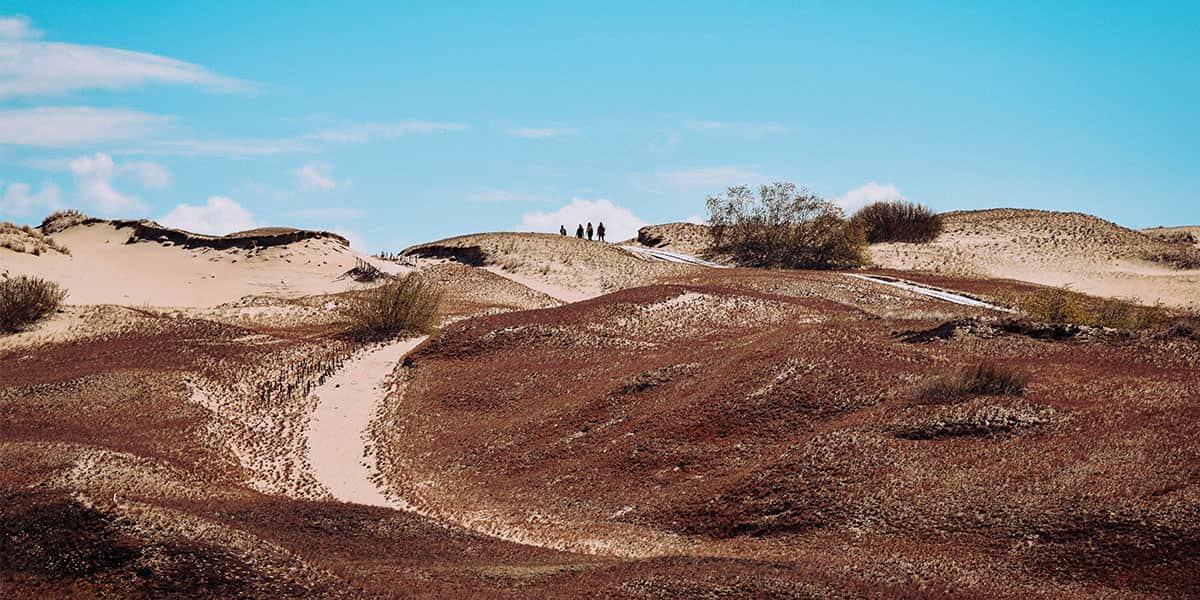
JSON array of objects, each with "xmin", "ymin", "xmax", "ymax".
[{"xmin": 307, "ymin": 336, "xmax": 426, "ymax": 507}]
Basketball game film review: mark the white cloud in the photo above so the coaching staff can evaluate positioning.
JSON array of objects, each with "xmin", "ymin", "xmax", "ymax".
[
  {"xmin": 520, "ymin": 198, "xmax": 647, "ymax": 242},
  {"xmin": 833, "ymin": 182, "xmax": 906, "ymax": 213},
  {"xmin": 684, "ymin": 121, "xmax": 788, "ymax": 136},
  {"xmin": 292, "ymin": 163, "xmax": 337, "ymax": 192},
  {"xmin": 159, "ymin": 196, "xmax": 255, "ymax": 235},
  {"xmin": 122, "ymin": 160, "xmax": 170, "ymax": 189},
  {"xmin": 685, "ymin": 214, "xmax": 705, "ymax": 225},
  {"xmin": 656, "ymin": 166, "xmax": 764, "ymax": 190},
  {"xmin": 0, "ymin": 17, "xmax": 251, "ymax": 98},
  {"xmin": 506, "ymin": 127, "xmax": 579, "ymax": 139},
  {"xmin": 68, "ymin": 152, "xmax": 145, "ymax": 214},
  {"xmin": 0, "ymin": 181, "xmax": 60, "ymax": 216},
  {"xmin": 0, "ymin": 107, "xmax": 170, "ymax": 147},
  {"xmin": 0, "ymin": 16, "xmax": 40, "ymax": 41}
]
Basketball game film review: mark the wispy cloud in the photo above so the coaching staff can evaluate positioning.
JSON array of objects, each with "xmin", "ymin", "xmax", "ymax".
[
  {"xmin": 312, "ymin": 121, "xmax": 467, "ymax": 143},
  {"xmin": 123, "ymin": 121, "xmax": 467, "ymax": 157},
  {"xmin": 0, "ymin": 181, "xmax": 60, "ymax": 217},
  {"xmin": 292, "ymin": 163, "xmax": 337, "ymax": 192},
  {"xmin": 506, "ymin": 127, "xmax": 579, "ymax": 139},
  {"xmin": 0, "ymin": 107, "xmax": 171, "ymax": 147},
  {"xmin": 684, "ymin": 120, "xmax": 788, "ymax": 137},
  {"xmin": 67, "ymin": 152, "xmax": 146, "ymax": 214},
  {"xmin": 0, "ymin": 16, "xmax": 252, "ymax": 99},
  {"xmin": 655, "ymin": 165, "xmax": 765, "ymax": 190}
]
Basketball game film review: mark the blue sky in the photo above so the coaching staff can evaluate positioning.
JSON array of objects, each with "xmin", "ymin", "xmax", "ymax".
[{"xmin": 1, "ymin": 2, "xmax": 1196, "ymax": 250}]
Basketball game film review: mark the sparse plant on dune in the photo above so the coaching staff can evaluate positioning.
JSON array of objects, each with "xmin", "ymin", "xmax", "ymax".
[
  {"xmin": 0, "ymin": 275, "xmax": 67, "ymax": 332},
  {"xmin": 706, "ymin": 182, "xmax": 866, "ymax": 269},
  {"xmin": 1011, "ymin": 286, "xmax": 1174, "ymax": 330},
  {"xmin": 919, "ymin": 362, "xmax": 1028, "ymax": 401},
  {"xmin": 851, "ymin": 200, "xmax": 943, "ymax": 244},
  {"xmin": 341, "ymin": 273, "xmax": 444, "ymax": 338},
  {"xmin": 1018, "ymin": 287, "xmax": 1089, "ymax": 325},
  {"xmin": 40, "ymin": 209, "xmax": 89, "ymax": 234}
]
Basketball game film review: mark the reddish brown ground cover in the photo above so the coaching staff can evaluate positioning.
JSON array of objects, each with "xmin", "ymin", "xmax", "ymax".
[{"xmin": 3, "ymin": 267, "xmax": 1198, "ymax": 597}]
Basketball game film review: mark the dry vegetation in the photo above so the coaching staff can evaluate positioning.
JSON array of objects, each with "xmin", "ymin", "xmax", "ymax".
[
  {"xmin": 339, "ymin": 273, "xmax": 444, "ymax": 338},
  {"xmin": 0, "ymin": 276, "xmax": 67, "ymax": 333},
  {"xmin": 851, "ymin": 200, "xmax": 943, "ymax": 243},
  {"xmin": 918, "ymin": 362, "xmax": 1028, "ymax": 401},
  {"xmin": 706, "ymin": 182, "xmax": 866, "ymax": 269},
  {"xmin": 1010, "ymin": 286, "xmax": 1179, "ymax": 330},
  {"xmin": 0, "ymin": 222, "xmax": 70, "ymax": 256}
]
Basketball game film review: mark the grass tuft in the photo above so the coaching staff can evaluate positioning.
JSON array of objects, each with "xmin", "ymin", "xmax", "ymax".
[
  {"xmin": 919, "ymin": 362, "xmax": 1028, "ymax": 401},
  {"xmin": 340, "ymin": 273, "xmax": 443, "ymax": 338}
]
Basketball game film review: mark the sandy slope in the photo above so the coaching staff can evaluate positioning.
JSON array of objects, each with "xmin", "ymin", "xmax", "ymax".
[
  {"xmin": 308, "ymin": 336, "xmax": 426, "ymax": 507},
  {"xmin": 869, "ymin": 209, "xmax": 1200, "ymax": 308},
  {"xmin": 0, "ymin": 221, "xmax": 397, "ymax": 307}
]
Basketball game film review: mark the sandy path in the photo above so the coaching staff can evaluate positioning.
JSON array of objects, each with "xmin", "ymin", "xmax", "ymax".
[
  {"xmin": 847, "ymin": 273, "xmax": 1014, "ymax": 312},
  {"xmin": 308, "ymin": 336, "xmax": 426, "ymax": 506},
  {"xmin": 481, "ymin": 266, "xmax": 599, "ymax": 303},
  {"xmin": 619, "ymin": 245, "xmax": 727, "ymax": 268}
]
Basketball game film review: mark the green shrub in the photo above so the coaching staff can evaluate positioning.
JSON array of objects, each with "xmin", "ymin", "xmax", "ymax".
[
  {"xmin": 919, "ymin": 362, "xmax": 1028, "ymax": 401},
  {"xmin": 340, "ymin": 273, "xmax": 443, "ymax": 338},
  {"xmin": 0, "ymin": 276, "xmax": 67, "ymax": 332},
  {"xmin": 705, "ymin": 182, "xmax": 866, "ymax": 269},
  {"xmin": 851, "ymin": 200, "xmax": 943, "ymax": 243}
]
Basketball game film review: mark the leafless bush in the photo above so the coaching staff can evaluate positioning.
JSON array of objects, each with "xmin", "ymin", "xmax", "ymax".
[
  {"xmin": 919, "ymin": 362, "xmax": 1028, "ymax": 401},
  {"xmin": 340, "ymin": 273, "xmax": 443, "ymax": 338},
  {"xmin": 851, "ymin": 200, "xmax": 943, "ymax": 243},
  {"xmin": 0, "ymin": 275, "xmax": 67, "ymax": 332},
  {"xmin": 706, "ymin": 182, "xmax": 866, "ymax": 269}
]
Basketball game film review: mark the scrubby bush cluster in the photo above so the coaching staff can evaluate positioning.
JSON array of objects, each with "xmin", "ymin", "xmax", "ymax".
[
  {"xmin": 850, "ymin": 200, "xmax": 943, "ymax": 243},
  {"xmin": 340, "ymin": 273, "xmax": 443, "ymax": 338},
  {"xmin": 706, "ymin": 182, "xmax": 866, "ymax": 269},
  {"xmin": 1147, "ymin": 247, "xmax": 1200, "ymax": 270},
  {"xmin": 919, "ymin": 362, "xmax": 1028, "ymax": 401},
  {"xmin": 0, "ymin": 275, "xmax": 67, "ymax": 332}
]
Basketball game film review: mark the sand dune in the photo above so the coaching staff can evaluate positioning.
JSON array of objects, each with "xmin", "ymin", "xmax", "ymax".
[{"xmin": 1, "ymin": 219, "xmax": 398, "ymax": 307}]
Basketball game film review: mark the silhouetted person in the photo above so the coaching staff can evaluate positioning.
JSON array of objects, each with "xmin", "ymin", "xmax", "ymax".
[
  {"xmin": 575, "ymin": 224, "xmax": 584, "ymax": 238},
  {"xmin": 586, "ymin": 222, "xmax": 594, "ymax": 240},
  {"xmin": 559, "ymin": 225, "xmax": 567, "ymax": 236},
  {"xmin": 597, "ymin": 222, "xmax": 606, "ymax": 242}
]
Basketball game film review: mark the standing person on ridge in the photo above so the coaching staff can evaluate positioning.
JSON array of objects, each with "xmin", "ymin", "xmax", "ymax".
[
  {"xmin": 559, "ymin": 225, "xmax": 566, "ymax": 236},
  {"xmin": 586, "ymin": 222, "xmax": 594, "ymax": 241},
  {"xmin": 597, "ymin": 222, "xmax": 606, "ymax": 242},
  {"xmin": 575, "ymin": 224, "xmax": 584, "ymax": 238}
]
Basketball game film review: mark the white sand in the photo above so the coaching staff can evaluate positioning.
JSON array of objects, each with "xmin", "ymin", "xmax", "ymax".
[
  {"xmin": 482, "ymin": 265, "xmax": 599, "ymax": 303},
  {"xmin": 0, "ymin": 222, "xmax": 400, "ymax": 308},
  {"xmin": 307, "ymin": 336, "xmax": 426, "ymax": 507}
]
